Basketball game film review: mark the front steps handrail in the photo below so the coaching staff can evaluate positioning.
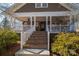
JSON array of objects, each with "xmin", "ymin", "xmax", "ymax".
[
  {"xmin": 20, "ymin": 25, "xmax": 35, "ymax": 50},
  {"xmin": 47, "ymin": 31, "xmax": 50, "ymax": 50}
]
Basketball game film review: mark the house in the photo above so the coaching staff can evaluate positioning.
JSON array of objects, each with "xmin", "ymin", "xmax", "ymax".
[{"xmin": 3, "ymin": 3, "xmax": 79, "ymax": 56}]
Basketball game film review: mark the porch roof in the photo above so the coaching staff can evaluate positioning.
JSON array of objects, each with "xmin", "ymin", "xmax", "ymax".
[
  {"xmin": 1, "ymin": 3, "xmax": 79, "ymax": 22},
  {"xmin": 5, "ymin": 3, "xmax": 79, "ymax": 14},
  {"xmin": 1, "ymin": 3, "xmax": 79, "ymax": 15}
]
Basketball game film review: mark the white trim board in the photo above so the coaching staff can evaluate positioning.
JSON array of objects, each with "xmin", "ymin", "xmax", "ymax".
[
  {"xmin": 13, "ymin": 11, "xmax": 74, "ymax": 17},
  {"xmin": 59, "ymin": 3, "xmax": 74, "ymax": 11}
]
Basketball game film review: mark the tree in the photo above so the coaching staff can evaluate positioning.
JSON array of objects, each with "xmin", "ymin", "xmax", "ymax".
[{"xmin": 0, "ymin": 17, "xmax": 11, "ymax": 29}]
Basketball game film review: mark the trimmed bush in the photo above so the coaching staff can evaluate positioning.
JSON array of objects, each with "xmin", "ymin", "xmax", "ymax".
[
  {"xmin": 51, "ymin": 32, "xmax": 79, "ymax": 56},
  {"xmin": 0, "ymin": 29, "xmax": 19, "ymax": 51}
]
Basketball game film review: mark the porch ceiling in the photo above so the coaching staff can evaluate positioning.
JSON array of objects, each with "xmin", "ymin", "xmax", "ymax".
[{"xmin": 16, "ymin": 17, "xmax": 29, "ymax": 21}]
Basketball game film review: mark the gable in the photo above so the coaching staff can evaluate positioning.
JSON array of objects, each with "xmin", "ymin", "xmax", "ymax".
[{"xmin": 15, "ymin": 3, "xmax": 70, "ymax": 12}]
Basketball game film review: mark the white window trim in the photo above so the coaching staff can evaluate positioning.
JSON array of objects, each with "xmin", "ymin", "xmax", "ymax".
[{"xmin": 35, "ymin": 3, "xmax": 48, "ymax": 8}]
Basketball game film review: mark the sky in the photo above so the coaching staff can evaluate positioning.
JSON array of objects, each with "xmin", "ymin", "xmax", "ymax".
[{"xmin": 0, "ymin": 3, "xmax": 13, "ymax": 23}]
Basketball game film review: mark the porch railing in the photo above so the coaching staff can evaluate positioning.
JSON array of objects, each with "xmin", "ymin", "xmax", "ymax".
[
  {"xmin": 48, "ymin": 25, "xmax": 70, "ymax": 33},
  {"xmin": 20, "ymin": 25, "xmax": 35, "ymax": 49},
  {"xmin": 13, "ymin": 25, "xmax": 34, "ymax": 32}
]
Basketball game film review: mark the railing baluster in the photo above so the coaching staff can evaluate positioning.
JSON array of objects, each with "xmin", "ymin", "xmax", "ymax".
[
  {"xmin": 48, "ymin": 25, "xmax": 69, "ymax": 33},
  {"xmin": 20, "ymin": 25, "xmax": 35, "ymax": 50}
]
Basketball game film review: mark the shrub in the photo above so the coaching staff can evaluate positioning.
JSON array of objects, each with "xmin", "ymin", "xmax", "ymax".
[
  {"xmin": 0, "ymin": 29, "xmax": 19, "ymax": 51},
  {"xmin": 51, "ymin": 32, "xmax": 79, "ymax": 56}
]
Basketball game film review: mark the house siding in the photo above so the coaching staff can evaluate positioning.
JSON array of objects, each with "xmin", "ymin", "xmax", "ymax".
[{"xmin": 15, "ymin": 3, "xmax": 69, "ymax": 12}]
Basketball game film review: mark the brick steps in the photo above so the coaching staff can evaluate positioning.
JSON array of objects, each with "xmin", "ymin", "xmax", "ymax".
[{"xmin": 23, "ymin": 31, "xmax": 48, "ymax": 49}]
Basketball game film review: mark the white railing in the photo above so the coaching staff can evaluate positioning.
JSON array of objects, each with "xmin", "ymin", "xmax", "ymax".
[
  {"xmin": 48, "ymin": 25, "xmax": 70, "ymax": 33},
  {"xmin": 13, "ymin": 25, "xmax": 33, "ymax": 32},
  {"xmin": 47, "ymin": 31, "xmax": 50, "ymax": 50},
  {"xmin": 20, "ymin": 25, "xmax": 35, "ymax": 49},
  {"xmin": 13, "ymin": 25, "xmax": 23, "ymax": 31}
]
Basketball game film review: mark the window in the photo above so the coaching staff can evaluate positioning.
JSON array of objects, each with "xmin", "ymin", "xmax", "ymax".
[{"xmin": 35, "ymin": 3, "xmax": 48, "ymax": 8}]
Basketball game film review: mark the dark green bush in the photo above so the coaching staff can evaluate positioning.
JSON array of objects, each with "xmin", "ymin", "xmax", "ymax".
[
  {"xmin": 0, "ymin": 29, "xmax": 19, "ymax": 51},
  {"xmin": 51, "ymin": 32, "xmax": 79, "ymax": 56}
]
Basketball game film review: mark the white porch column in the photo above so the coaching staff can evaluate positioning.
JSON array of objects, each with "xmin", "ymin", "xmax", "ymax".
[
  {"xmin": 13, "ymin": 18, "xmax": 15, "ymax": 28},
  {"xmin": 76, "ymin": 15, "xmax": 79, "ymax": 32},
  {"xmin": 47, "ymin": 31, "xmax": 50, "ymax": 50},
  {"xmin": 20, "ymin": 32, "xmax": 23, "ymax": 50},
  {"xmin": 50, "ymin": 16, "xmax": 52, "ymax": 32},
  {"xmin": 8, "ymin": 15, "xmax": 14, "ymax": 28},
  {"xmin": 74, "ymin": 15, "xmax": 78, "ymax": 32},
  {"xmin": 10, "ymin": 17, "xmax": 13, "ymax": 28},
  {"xmin": 46, "ymin": 16, "xmax": 48, "ymax": 31},
  {"xmin": 34, "ymin": 16, "xmax": 36, "ymax": 31},
  {"xmin": 69, "ymin": 15, "xmax": 72, "ymax": 31},
  {"xmin": 30, "ymin": 16, "xmax": 32, "ymax": 27}
]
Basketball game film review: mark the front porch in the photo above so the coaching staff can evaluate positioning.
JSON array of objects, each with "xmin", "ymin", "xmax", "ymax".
[
  {"xmin": 14, "ymin": 11, "xmax": 75, "ymax": 56},
  {"xmin": 15, "ymin": 16, "xmax": 72, "ymax": 56},
  {"xmin": 15, "ymin": 16, "xmax": 72, "ymax": 33}
]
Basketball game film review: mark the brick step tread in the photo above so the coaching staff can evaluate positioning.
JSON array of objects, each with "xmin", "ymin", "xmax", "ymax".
[
  {"xmin": 26, "ymin": 42, "xmax": 48, "ymax": 44},
  {"xmin": 32, "ymin": 34, "xmax": 47, "ymax": 36},
  {"xmin": 29, "ymin": 37, "xmax": 47, "ymax": 39},
  {"xmin": 23, "ymin": 46, "xmax": 47, "ymax": 49},
  {"xmin": 24, "ymin": 46, "xmax": 47, "ymax": 48},
  {"xmin": 26, "ymin": 40, "xmax": 47, "ymax": 42},
  {"xmin": 31, "ymin": 34, "xmax": 47, "ymax": 36},
  {"xmin": 32, "ymin": 33, "xmax": 47, "ymax": 34},
  {"xmin": 32, "ymin": 32, "xmax": 47, "ymax": 34},
  {"xmin": 34, "ymin": 31, "xmax": 47, "ymax": 33},
  {"xmin": 24, "ymin": 43, "xmax": 47, "ymax": 46},
  {"xmin": 27, "ymin": 39, "xmax": 47, "ymax": 43},
  {"xmin": 26, "ymin": 42, "xmax": 47, "ymax": 44},
  {"xmin": 29, "ymin": 38, "xmax": 47, "ymax": 39},
  {"xmin": 24, "ymin": 43, "xmax": 48, "ymax": 46},
  {"xmin": 32, "ymin": 32, "xmax": 47, "ymax": 33},
  {"xmin": 23, "ymin": 44, "xmax": 47, "ymax": 49},
  {"xmin": 29, "ymin": 37, "xmax": 47, "ymax": 40},
  {"xmin": 31, "ymin": 35, "xmax": 47, "ymax": 37},
  {"xmin": 30, "ymin": 35, "xmax": 47, "ymax": 38},
  {"xmin": 27, "ymin": 40, "xmax": 47, "ymax": 42},
  {"xmin": 31, "ymin": 37, "xmax": 47, "ymax": 38},
  {"xmin": 31, "ymin": 34, "xmax": 47, "ymax": 35},
  {"xmin": 27, "ymin": 39, "xmax": 47, "ymax": 40}
]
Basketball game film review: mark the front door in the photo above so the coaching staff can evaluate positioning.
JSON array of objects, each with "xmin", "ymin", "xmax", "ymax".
[{"xmin": 36, "ymin": 21, "xmax": 46, "ymax": 31}]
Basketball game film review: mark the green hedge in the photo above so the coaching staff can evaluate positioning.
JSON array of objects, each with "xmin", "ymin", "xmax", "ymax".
[
  {"xmin": 51, "ymin": 32, "xmax": 79, "ymax": 56},
  {"xmin": 0, "ymin": 29, "xmax": 19, "ymax": 51}
]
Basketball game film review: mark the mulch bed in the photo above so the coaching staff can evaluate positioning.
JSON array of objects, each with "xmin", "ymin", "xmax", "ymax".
[{"xmin": 0, "ymin": 43, "xmax": 20, "ymax": 56}]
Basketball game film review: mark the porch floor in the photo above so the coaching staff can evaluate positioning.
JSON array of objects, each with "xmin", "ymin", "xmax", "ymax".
[{"xmin": 23, "ymin": 31, "xmax": 48, "ymax": 49}]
